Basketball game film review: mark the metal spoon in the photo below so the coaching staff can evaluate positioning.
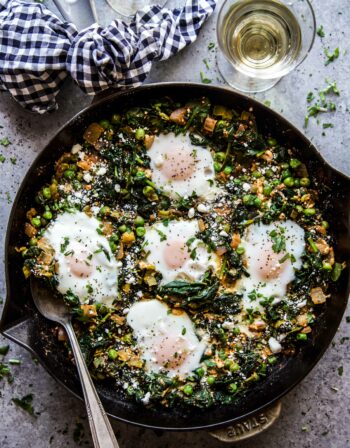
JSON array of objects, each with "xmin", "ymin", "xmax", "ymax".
[{"xmin": 31, "ymin": 278, "xmax": 119, "ymax": 448}]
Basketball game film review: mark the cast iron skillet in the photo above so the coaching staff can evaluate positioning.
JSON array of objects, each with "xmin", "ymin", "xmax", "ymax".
[{"xmin": 1, "ymin": 83, "xmax": 350, "ymax": 431}]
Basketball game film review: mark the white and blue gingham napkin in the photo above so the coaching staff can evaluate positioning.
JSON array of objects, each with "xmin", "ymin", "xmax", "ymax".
[{"xmin": 0, "ymin": 0, "xmax": 216, "ymax": 114}]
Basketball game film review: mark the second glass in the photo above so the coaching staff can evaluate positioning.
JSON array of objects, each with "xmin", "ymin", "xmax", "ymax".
[{"xmin": 216, "ymin": 0, "xmax": 316, "ymax": 93}]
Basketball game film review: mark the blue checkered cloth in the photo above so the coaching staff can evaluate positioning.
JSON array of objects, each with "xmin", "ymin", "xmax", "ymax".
[{"xmin": 0, "ymin": 0, "xmax": 216, "ymax": 114}]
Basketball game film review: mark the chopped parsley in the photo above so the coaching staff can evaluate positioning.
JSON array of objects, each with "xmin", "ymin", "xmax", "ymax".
[
  {"xmin": 203, "ymin": 58, "xmax": 210, "ymax": 70},
  {"xmin": 200, "ymin": 71, "xmax": 212, "ymax": 84},
  {"xmin": 0, "ymin": 137, "xmax": 10, "ymax": 147},
  {"xmin": 12, "ymin": 394, "xmax": 36, "ymax": 416},
  {"xmin": 306, "ymin": 92, "xmax": 315, "ymax": 103},
  {"xmin": 0, "ymin": 345, "xmax": 9, "ymax": 356},
  {"xmin": 60, "ymin": 237, "xmax": 70, "ymax": 253},
  {"xmin": 322, "ymin": 123, "xmax": 334, "ymax": 129},
  {"xmin": 156, "ymin": 229, "xmax": 167, "ymax": 241},
  {"xmin": 324, "ymin": 47, "xmax": 339, "ymax": 66},
  {"xmin": 316, "ymin": 25, "xmax": 325, "ymax": 38},
  {"xmin": 208, "ymin": 42, "xmax": 215, "ymax": 50},
  {"xmin": 338, "ymin": 366, "xmax": 343, "ymax": 376},
  {"xmin": 0, "ymin": 155, "xmax": 5, "ymax": 163},
  {"xmin": 269, "ymin": 227, "xmax": 286, "ymax": 253}
]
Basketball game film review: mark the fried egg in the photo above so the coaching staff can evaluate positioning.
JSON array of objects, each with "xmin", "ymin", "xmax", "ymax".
[
  {"xmin": 143, "ymin": 220, "xmax": 219, "ymax": 284},
  {"xmin": 237, "ymin": 220, "xmax": 305, "ymax": 311},
  {"xmin": 127, "ymin": 299, "xmax": 207, "ymax": 378},
  {"xmin": 147, "ymin": 132, "xmax": 218, "ymax": 200},
  {"xmin": 42, "ymin": 211, "xmax": 118, "ymax": 306}
]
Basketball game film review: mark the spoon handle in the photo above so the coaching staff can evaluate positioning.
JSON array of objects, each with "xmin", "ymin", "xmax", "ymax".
[{"xmin": 64, "ymin": 322, "xmax": 119, "ymax": 448}]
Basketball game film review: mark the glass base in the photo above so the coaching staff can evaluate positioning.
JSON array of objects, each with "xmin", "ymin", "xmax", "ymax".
[
  {"xmin": 216, "ymin": 52, "xmax": 281, "ymax": 93},
  {"xmin": 105, "ymin": 0, "xmax": 168, "ymax": 17}
]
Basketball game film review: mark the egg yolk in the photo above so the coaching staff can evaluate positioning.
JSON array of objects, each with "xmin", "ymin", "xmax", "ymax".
[
  {"xmin": 160, "ymin": 148, "xmax": 196, "ymax": 180},
  {"xmin": 154, "ymin": 335, "xmax": 189, "ymax": 368},
  {"xmin": 256, "ymin": 246, "xmax": 288, "ymax": 280},
  {"xmin": 68, "ymin": 250, "xmax": 94, "ymax": 278},
  {"xmin": 163, "ymin": 239, "xmax": 190, "ymax": 269}
]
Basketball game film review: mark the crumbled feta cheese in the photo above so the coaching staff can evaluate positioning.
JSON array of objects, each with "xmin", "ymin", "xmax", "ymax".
[
  {"xmin": 188, "ymin": 207, "xmax": 195, "ymax": 218},
  {"xmin": 222, "ymin": 321, "xmax": 235, "ymax": 330},
  {"xmin": 96, "ymin": 167, "xmax": 107, "ymax": 176},
  {"xmin": 297, "ymin": 300, "xmax": 307, "ymax": 308},
  {"xmin": 83, "ymin": 173, "xmax": 93, "ymax": 183},
  {"xmin": 219, "ymin": 230, "xmax": 228, "ymax": 237},
  {"xmin": 197, "ymin": 203, "xmax": 209, "ymax": 213},
  {"xmin": 114, "ymin": 184, "xmax": 121, "ymax": 193},
  {"xmin": 268, "ymin": 337, "xmax": 282, "ymax": 353},
  {"xmin": 71, "ymin": 143, "xmax": 82, "ymax": 154},
  {"xmin": 242, "ymin": 182, "xmax": 251, "ymax": 192},
  {"xmin": 141, "ymin": 392, "xmax": 151, "ymax": 405}
]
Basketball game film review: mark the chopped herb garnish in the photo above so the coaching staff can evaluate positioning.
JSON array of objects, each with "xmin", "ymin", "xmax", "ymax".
[
  {"xmin": 0, "ymin": 345, "xmax": 9, "ymax": 356},
  {"xmin": 324, "ymin": 47, "xmax": 339, "ymax": 65},
  {"xmin": 0, "ymin": 137, "xmax": 10, "ymax": 147},
  {"xmin": 60, "ymin": 237, "xmax": 70, "ymax": 253},
  {"xmin": 186, "ymin": 237, "xmax": 196, "ymax": 247},
  {"xmin": 10, "ymin": 157, "xmax": 17, "ymax": 165},
  {"xmin": 8, "ymin": 359, "xmax": 21, "ymax": 365},
  {"xmin": 156, "ymin": 229, "xmax": 167, "ymax": 241},
  {"xmin": 307, "ymin": 92, "xmax": 315, "ymax": 103},
  {"xmin": 269, "ymin": 228, "xmax": 286, "ymax": 253},
  {"xmin": 203, "ymin": 58, "xmax": 210, "ymax": 70},
  {"xmin": 200, "ymin": 71, "xmax": 212, "ymax": 84},
  {"xmin": 208, "ymin": 42, "xmax": 215, "ymax": 50},
  {"xmin": 0, "ymin": 154, "xmax": 5, "ymax": 163},
  {"xmin": 338, "ymin": 366, "xmax": 343, "ymax": 376},
  {"xmin": 317, "ymin": 25, "xmax": 325, "ymax": 38},
  {"xmin": 190, "ymin": 248, "xmax": 197, "ymax": 260},
  {"xmin": 322, "ymin": 123, "xmax": 334, "ymax": 129},
  {"xmin": 182, "ymin": 327, "xmax": 187, "ymax": 335},
  {"xmin": 12, "ymin": 394, "xmax": 36, "ymax": 416}
]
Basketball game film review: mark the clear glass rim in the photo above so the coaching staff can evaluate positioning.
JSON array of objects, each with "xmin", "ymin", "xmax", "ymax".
[
  {"xmin": 105, "ymin": 0, "xmax": 169, "ymax": 18},
  {"xmin": 216, "ymin": 0, "xmax": 317, "ymax": 80}
]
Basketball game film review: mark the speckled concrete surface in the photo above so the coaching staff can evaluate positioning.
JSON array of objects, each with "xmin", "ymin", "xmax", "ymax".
[{"xmin": 0, "ymin": 1, "xmax": 349, "ymax": 447}]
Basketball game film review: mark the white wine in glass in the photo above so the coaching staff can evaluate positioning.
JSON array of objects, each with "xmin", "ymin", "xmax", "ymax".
[{"xmin": 217, "ymin": 0, "xmax": 316, "ymax": 93}]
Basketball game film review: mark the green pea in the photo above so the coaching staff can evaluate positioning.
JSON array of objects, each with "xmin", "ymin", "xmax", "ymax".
[
  {"xmin": 136, "ymin": 227, "xmax": 146, "ymax": 237},
  {"xmin": 31, "ymin": 217, "xmax": 41, "ymax": 228},
  {"xmin": 281, "ymin": 169, "xmax": 291, "ymax": 179},
  {"xmin": 215, "ymin": 152, "xmax": 226, "ymax": 162},
  {"xmin": 281, "ymin": 163, "xmax": 289, "ymax": 169},
  {"xmin": 300, "ymin": 177, "xmax": 310, "ymax": 187},
  {"xmin": 135, "ymin": 171, "xmax": 146, "ymax": 181},
  {"xmin": 265, "ymin": 169, "xmax": 274, "ymax": 178},
  {"xmin": 322, "ymin": 220, "xmax": 329, "ymax": 229},
  {"xmin": 42, "ymin": 187, "xmax": 51, "ymax": 199},
  {"xmin": 296, "ymin": 333, "xmax": 307, "ymax": 341},
  {"xmin": 254, "ymin": 197, "xmax": 262, "ymax": 207},
  {"xmin": 68, "ymin": 164, "xmax": 77, "ymax": 172},
  {"xmin": 109, "ymin": 241, "xmax": 117, "ymax": 252},
  {"xmin": 229, "ymin": 362, "xmax": 240, "ymax": 372},
  {"xmin": 267, "ymin": 137, "xmax": 277, "ymax": 146},
  {"xmin": 99, "ymin": 119, "xmax": 111, "ymax": 129},
  {"xmin": 290, "ymin": 158, "xmax": 301, "ymax": 169},
  {"xmin": 294, "ymin": 178, "xmax": 300, "ymax": 187},
  {"xmin": 111, "ymin": 114, "xmax": 121, "ymax": 125},
  {"xmin": 108, "ymin": 349, "xmax": 118, "ymax": 360},
  {"xmin": 29, "ymin": 238, "xmax": 38, "ymax": 246},
  {"xmin": 183, "ymin": 384, "xmax": 193, "ymax": 396},
  {"xmin": 214, "ymin": 162, "xmax": 222, "ymax": 172},
  {"xmin": 283, "ymin": 177, "xmax": 295, "ymax": 187},
  {"xmin": 207, "ymin": 376, "xmax": 216, "ymax": 385},
  {"xmin": 118, "ymin": 224, "xmax": 127, "ymax": 233},
  {"xmin": 228, "ymin": 383, "xmax": 238, "ymax": 394},
  {"xmin": 303, "ymin": 208, "xmax": 316, "ymax": 216},
  {"xmin": 296, "ymin": 205, "xmax": 303, "ymax": 213},
  {"xmin": 263, "ymin": 185, "xmax": 273, "ymax": 196},
  {"xmin": 196, "ymin": 367, "xmax": 205, "ymax": 378},
  {"xmin": 236, "ymin": 246, "xmax": 245, "ymax": 255},
  {"xmin": 134, "ymin": 216, "xmax": 145, "ymax": 227},
  {"xmin": 63, "ymin": 170, "xmax": 75, "ymax": 179},
  {"xmin": 223, "ymin": 166, "xmax": 233, "ymax": 175},
  {"xmin": 42, "ymin": 211, "xmax": 53, "ymax": 220},
  {"xmin": 110, "ymin": 233, "xmax": 119, "ymax": 243},
  {"xmin": 243, "ymin": 194, "xmax": 254, "ymax": 206},
  {"xmin": 99, "ymin": 206, "xmax": 110, "ymax": 216},
  {"xmin": 252, "ymin": 170, "xmax": 262, "ymax": 178},
  {"xmin": 135, "ymin": 128, "xmax": 145, "ymax": 140},
  {"xmin": 322, "ymin": 261, "xmax": 332, "ymax": 271}
]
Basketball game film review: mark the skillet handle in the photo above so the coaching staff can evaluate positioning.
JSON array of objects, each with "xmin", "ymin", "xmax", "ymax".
[{"xmin": 64, "ymin": 322, "xmax": 119, "ymax": 448}]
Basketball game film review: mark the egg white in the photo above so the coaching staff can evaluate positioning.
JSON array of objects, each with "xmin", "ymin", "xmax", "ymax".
[
  {"xmin": 42, "ymin": 211, "xmax": 118, "ymax": 306},
  {"xmin": 147, "ymin": 132, "xmax": 218, "ymax": 200},
  {"xmin": 127, "ymin": 299, "xmax": 207, "ymax": 378},
  {"xmin": 237, "ymin": 220, "xmax": 305, "ymax": 312},
  {"xmin": 143, "ymin": 220, "xmax": 219, "ymax": 285}
]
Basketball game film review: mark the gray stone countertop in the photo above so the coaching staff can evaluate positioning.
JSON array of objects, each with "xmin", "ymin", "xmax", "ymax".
[{"xmin": 0, "ymin": 0, "xmax": 349, "ymax": 447}]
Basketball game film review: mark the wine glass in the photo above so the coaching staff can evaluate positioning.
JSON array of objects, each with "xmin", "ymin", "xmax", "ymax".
[
  {"xmin": 216, "ymin": 0, "xmax": 316, "ymax": 93},
  {"xmin": 106, "ymin": 0, "xmax": 168, "ymax": 17}
]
